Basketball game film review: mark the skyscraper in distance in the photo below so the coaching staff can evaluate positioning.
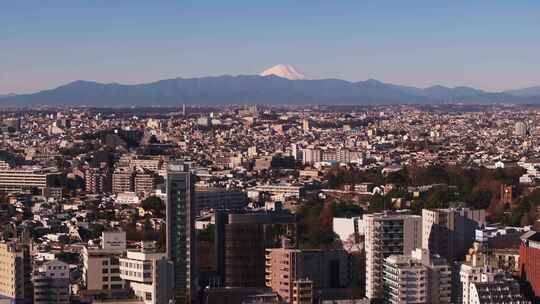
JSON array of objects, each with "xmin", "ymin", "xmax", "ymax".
[{"xmin": 166, "ymin": 162, "xmax": 196, "ymax": 304}]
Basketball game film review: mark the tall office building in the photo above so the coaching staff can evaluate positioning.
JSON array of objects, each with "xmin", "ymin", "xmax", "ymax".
[
  {"xmin": 422, "ymin": 208, "xmax": 485, "ymax": 261},
  {"xmin": 214, "ymin": 210, "xmax": 297, "ymax": 288},
  {"xmin": 166, "ymin": 162, "xmax": 196, "ymax": 303},
  {"xmin": 364, "ymin": 212, "xmax": 422, "ymax": 301},
  {"xmin": 0, "ymin": 240, "xmax": 32, "ymax": 302}
]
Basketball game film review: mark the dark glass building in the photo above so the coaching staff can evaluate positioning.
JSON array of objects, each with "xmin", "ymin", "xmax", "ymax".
[{"xmin": 166, "ymin": 162, "xmax": 196, "ymax": 304}]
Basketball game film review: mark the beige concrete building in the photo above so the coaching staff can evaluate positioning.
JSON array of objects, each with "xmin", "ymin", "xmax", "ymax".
[
  {"xmin": 0, "ymin": 168, "xmax": 61, "ymax": 192},
  {"xmin": 82, "ymin": 231, "xmax": 128, "ymax": 296},
  {"xmin": 134, "ymin": 171, "xmax": 158, "ymax": 197},
  {"xmin": 0, "ymin": 241, "xmax": 32, "ymax": 301},
  {"xmin": 112, "ymin": 168, "xmax": 134, "ymax": 194},
  {"xmin": 82, "ymin": 247, "xmax": 126, "ymax": 293},
  {"xmin": 422, "ymin": 208, "xmax": 485, "ymax": 261},
  {"xmin": 119, "ymin": 245, "xmax": 174, "ymax": 304}
]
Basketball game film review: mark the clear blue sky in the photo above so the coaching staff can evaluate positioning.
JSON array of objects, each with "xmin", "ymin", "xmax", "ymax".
[{"xmin": 2, "ymin": 0, "xmax": 539, "ymax": 94}]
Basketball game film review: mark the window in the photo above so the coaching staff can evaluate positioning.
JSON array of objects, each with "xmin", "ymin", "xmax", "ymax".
[
  {"xmin": 146, "ymin": 292, "xmax": 152, "ymax": 301},
  {"xmin": 102, "ymin": 269, "xmax": 109, "ymax": 274}
]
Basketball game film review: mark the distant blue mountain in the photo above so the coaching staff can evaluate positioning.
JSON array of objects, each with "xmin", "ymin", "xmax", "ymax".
[
  {"xmin": 1, "ymin": 75, "xmax": 538, "ymax": 106},
  {"xmin": 0, "ymin": 93, "xmax": 16, "ymax": 99},
  {"xmin": 505, "ymin": 86, "xmax": 540, "ymax": 97}
]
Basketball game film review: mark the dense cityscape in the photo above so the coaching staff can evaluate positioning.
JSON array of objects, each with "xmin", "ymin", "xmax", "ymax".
[
  {"xmin": 5, "ymin": 1, "xmax": 540, "ymax": 303},
  {"xmin": 0, "ymin": 104, "xmax": 539, "ymax": 303}
]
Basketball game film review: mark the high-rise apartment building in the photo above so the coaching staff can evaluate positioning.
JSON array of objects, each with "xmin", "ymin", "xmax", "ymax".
[
  {"xmin": 33, "ymin": 260, "xmax": 70, "ymax": 304},
  {"xmin": 422, "ymin": 208, "xmax": 485, "ymax": 261},
  {"xmin": 383, "ymin": 255, "xmax": 427, "ymax": 303},
  {"xmin": 382, "ymin": 249, "xmax": 452, "ymax": 304},
  {"xmin": 112, "ymin": 168, "xmax": 135, "ymax": 194},
  {"xmin": 85, "ymin": 167, "xmax": 112, "ymax": 194},
  {"xmin": 0, "ymin": 241, "xmax": 32, "ymax": 302},
  {"xmin": 414, "ymin": 249, "xmax": 452, "ymax": 304},
  {"xmin": 364, "ymin": 212, "xmax": 422, "ymax": 300},
  {"xmin": 134, "ymin": 170, "xmax": 158, "ymax": 197},
  {"xmin": 302, "ymin": 148, "xmax": 321, "ymax": 165},
  {"xmin": 166, "ymin": 162, "xmax": 196, "ymax": 303},
  {"xmin": 265, "ymin": 244, "xmax": 349, "ymax": 303}
]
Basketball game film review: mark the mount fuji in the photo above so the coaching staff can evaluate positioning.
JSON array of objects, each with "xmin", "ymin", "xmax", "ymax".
[{"xmin": 260, "ymin": 64, "xmax": 306, "ymax": 80}]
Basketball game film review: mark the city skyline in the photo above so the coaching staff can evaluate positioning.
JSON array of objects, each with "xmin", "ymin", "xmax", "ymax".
[{"xmin": 2, "ymin": 0, "xmax": 540, "ymax": 94}]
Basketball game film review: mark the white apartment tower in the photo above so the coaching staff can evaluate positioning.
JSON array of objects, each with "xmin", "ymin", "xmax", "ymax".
[
  {"xmin": 382, "ymin": 249, "xmax": 452, "ymax": 304},
  {"xmin": 364, "ymin": 212, "xmax": 422, "ymax": 300},
  {"xmin": 383, "ymin": 255, "xmax": 427, "ymax": 303}
]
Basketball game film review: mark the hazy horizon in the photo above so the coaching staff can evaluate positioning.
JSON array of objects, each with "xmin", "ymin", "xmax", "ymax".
[{"xmin": 3, "ymin": 1, "xmax": 540, "ymax": 94}]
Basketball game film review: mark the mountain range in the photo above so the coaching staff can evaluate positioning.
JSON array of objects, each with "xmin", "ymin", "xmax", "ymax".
[{"xmin": 2, "ymin": 65, "xmax": 539, "ymax": 106}]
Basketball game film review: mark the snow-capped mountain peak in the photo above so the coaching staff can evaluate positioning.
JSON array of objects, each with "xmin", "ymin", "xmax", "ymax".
[{"xmin": 260, "ymin": 64, "xmax": 306, "ymax": 80}]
